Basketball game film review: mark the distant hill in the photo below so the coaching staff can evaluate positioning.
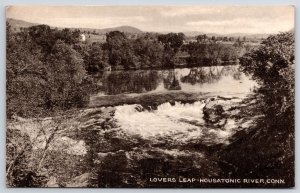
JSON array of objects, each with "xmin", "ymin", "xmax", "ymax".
[
  {"xmin": 7, "ymin": 18, "xmax": 281, "ymax": 39},
  {"xmin": 220, "ymin": 33, "xmax": 272, "ymax": 39},
  {"xmin": 70, "ymin": 25, "xmax": 143, "ymax": 35},
  {"xmin": 154, "ymin": 30, "xmax": 272, "ymax": 40},
  {"xmin": 183, "ymin": 31, "xmax": 219, "ymax": 37},
  {"xmin": 7, "ymin": 18, "xmax": 143, "ymax": 34},
  {"xmin": 7, "ymin": 18, "xmax": 40, "ymax": 30},
  {"xmin": 183, "ymin": 31, "xmax": 272, "ymax": 39},
  {"xmin": 99, "ymin": 26, "xmax": 143, "ymax": 34}
]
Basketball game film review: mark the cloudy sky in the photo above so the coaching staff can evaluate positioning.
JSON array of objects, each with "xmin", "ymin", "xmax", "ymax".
[{"xmin": 6, "ymin": 6, "xmax": 294, "ymax": 34}]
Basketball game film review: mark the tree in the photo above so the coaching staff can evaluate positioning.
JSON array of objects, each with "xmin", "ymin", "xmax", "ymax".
[
  {"xmin": 158, "ymin": 33, "xmax": 185, "ymax": 52},
  {"xmin": 104, "ymin": 31, "xmax": 137, "ymax": 69},
  {"xmin": 196, "ymin": 34, "xmax": 207, "ymax": 43},
  {"xmin": 133, "ymin": 35, "xmax": 164, "ymax": 68},
  {"xmin": 55, "ymin": 28, "xmax": 81, "ymax": 44},
  {"xmin": 224, "ymin": 32, "xmax": 295, "ymax": 186},
  {"xmin": 106, "ymin": 31, "xmax": 127, "ymax": 49},
  {"xmin": 28, "ymin": 25, "xmax": 81, "ymax": 56},
  {"xmin": 85, "ymin": 42, "xmax": 109, "ymax": 73},
  {"xmin": 7, "ymin": 23, "xmax": 92, "ymax": 186},
  {"xmin": 44, "ymin": 40, "xmax": 87, "ymax": 110},
  {"xmin": 184, "ymin": 41, "xmax": 240, "ymax": 66},
  {"xmin": 28, "ymin": 25, "xmax": 56, "ymax": 54},
  {"xmin": 240, "ymin": 32, "xmax": 294, "ymax": 120},
  {"xmin": 157, "ymin": 33, "xmax": 185, "ymax": 67},
  {"xmin": 7, "ymin": 22, "xmax": 46, "ymax": 117},
  {"xmin": 7, "ymin": 23, "xmax": 90, "ymax": 117}
]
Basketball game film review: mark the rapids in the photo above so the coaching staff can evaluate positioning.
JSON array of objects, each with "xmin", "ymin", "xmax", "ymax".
[
  {"xmin": 114, "ymin": 101, "xmax": 205, "ymax": 140},
  {"xmin": 114, "ymin": 100, "xmax": 240, "ymax": 145}
]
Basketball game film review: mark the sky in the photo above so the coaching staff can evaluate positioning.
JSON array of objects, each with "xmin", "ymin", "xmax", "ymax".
[{"xmin": 6, "ymin": 5, "xmax": 295, "ymax": 34}]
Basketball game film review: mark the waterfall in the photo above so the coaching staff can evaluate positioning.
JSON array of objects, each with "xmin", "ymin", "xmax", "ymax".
[{"xmin": 114, "ymin": 101, "xmax": 206, "ymax": 141}]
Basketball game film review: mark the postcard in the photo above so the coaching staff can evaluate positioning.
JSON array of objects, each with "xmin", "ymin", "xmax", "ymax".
[{"xmin": 6, "ymin": 5, "xmax": 295, "ymax": 188}]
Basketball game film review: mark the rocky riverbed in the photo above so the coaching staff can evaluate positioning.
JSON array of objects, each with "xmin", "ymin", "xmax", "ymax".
[{"xmin": 7, "ymin": 94, "xmax": 260, "ymax": 187}]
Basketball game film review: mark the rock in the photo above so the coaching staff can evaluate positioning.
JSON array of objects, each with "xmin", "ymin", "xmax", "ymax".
[
  {"xmin": 203, "ymin": 97, "xmax": 244, "ymax": 127},
  {"xmin": 11, "ymin": 115, "xmax": 27, "ymax": 122},
  {"xmin": 104, "ymin": 124, "xmax": 111, "ymax": 130},
  {"xmin": 217, "ymin": 96, "xmax": 238, "ymax": 100},
  {"xmin": 203, "ymin": 103, "xmax": 225, "ymax": 124},
  {"xmin": 101, "ymin": 107, "xmax": 116, "ymax": 118},
  {"xmin": 217, "ymin": 118, "xmax": 227, "ymax": 127},
  {"xmin": 141, "ymin": 105, "xmax": 153, "ymax": 111},
  {"xmin": 169, "ymin": 100, "xmax": 176, "ymax": 106},
  {"xmin": 98, "ymin": 152, "xmax": 109, "ymax": 157},
  {"xmin": 82, "ymin": 109, "xmax": 102, "ymax": 118},
  {"xmin": 66, "ymin": 173, "xmax": 90, "ymax": 187},
  {"xmin": 108, "ymin": 121, "xmax": 118, "ymax": 128},
  {"xmin": 240, "ymin": 120, "xmax": 255, "ymax": 129},
  {"xmin": 46, "ymin": 176, "xmax": 59, "ymax": 187},
  {"xmin": 82, "ymin": 118, "xmax": 106, "ymax": 129},
  {"xmin": 134, "ymin": 105, "xmax": 144, "ymax": 112}
]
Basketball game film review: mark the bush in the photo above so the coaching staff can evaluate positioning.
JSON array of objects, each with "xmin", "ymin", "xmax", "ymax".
[
  {"xmin": 6, "ymin": 23, "xmax": 91, "ymax": 118},
  {"xmin": 220, "ymin": 32, "xmax": 295, "ymax": 187}
]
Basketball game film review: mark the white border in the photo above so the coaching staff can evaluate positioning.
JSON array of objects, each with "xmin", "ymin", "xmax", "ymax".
[{"xmin": 0, "ymin": 0, "xmax": 298, "ymax": 192}]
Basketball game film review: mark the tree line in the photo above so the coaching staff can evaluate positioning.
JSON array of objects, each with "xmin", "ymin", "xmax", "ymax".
[{"xmin": 80, "ymin": 31, "xmax": 251, "ymax": 73}]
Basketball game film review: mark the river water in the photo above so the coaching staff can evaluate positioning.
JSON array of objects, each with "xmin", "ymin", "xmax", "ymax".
[
  {"xmin": 94, "ymin": 65, "xmax": 256, "ymax": 96},
  {"xmin": 74, "ymin": 65, "xmax": 258, "ymax": 187},
  {"xmin": 91, "ymin": 65, "xmax": 257, "ymax": 145},
  {"xmin": 9, "ymin": 65, "xmax": 258, "ymax": 187}
]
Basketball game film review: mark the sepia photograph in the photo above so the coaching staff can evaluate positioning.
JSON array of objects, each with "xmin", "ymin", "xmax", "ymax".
[{"xmin": 5, "ymin": 5, "xmax": 295, "ymax": 188}]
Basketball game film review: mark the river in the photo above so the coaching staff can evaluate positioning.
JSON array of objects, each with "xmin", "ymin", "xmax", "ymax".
[
  {"xmin": 93, "ymin": 65, "xmax": 256, "ymax": 96},
  {"xmin": 71, "ymin": 65, "xmax": 258, "ymax": 187},
  {"xmin": 89, "ymin": 65, "xmax": 257, "ymax": 145}
]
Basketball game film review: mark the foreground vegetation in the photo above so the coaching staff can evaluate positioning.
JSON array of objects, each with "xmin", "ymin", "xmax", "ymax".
[
  {"xmin": 6, "ymin": 23, "xmax": 96, "ymax": 118},
  {"xmin": 219, "ymin": 31, "xmax": 295, "ymax": 187}
]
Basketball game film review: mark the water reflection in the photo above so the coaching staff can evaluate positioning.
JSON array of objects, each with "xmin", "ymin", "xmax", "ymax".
[
  {"xmin": 180, "ymin": 66, "xmax": 243, "ymax": 85},
  {"xmin": 94, "ymin": 65, "xmax": 256, "ymax": 96},
  {"xmin": 101, "ymin": 71, "xmax": 160, "ymax": 95},
  {"xmin": 180, "ymin": 67, "xmax": 222, "ymax": 85},
  {"xmin": 163, "ymin": 70, "xmax": 181, "ymax": 90}
]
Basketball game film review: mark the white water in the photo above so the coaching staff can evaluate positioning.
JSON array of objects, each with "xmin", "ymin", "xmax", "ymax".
[
  {"xmin": 114, "ymin": 100, "xmax": 245, "ymax": 144},
  {"xmin": 114, "ymin": 101, "xmax": 205, "ymax": 142},
  {"xmin": 109, "ymin": 66, "xmax": 257, "ymax": 144}
]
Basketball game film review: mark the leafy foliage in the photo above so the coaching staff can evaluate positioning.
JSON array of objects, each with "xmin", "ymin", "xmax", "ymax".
[
  {"xmin": 6, "ymin": 23, "xmax": 91, "ymax": 118},
  {"xmin": 183, "ymin": 42, "xmax": 241, "ymax": 65},
  {"xmin": 240, "ymin": 32, "xmax": 294, "ymax": 129},
  {"xmin": 43, "ymin": 40, "xmax": 87, "ymax": 110},
  {"xmin": 133, "ymin": 34, "xmax": 164, "ymax": 68},
  {"xmin": 73, "ymin": 30, "xmax": 246, "ymax": 74},
  {"xmin": 221, "ymin": 32, "xmax": 295, "ymax": 187}
]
